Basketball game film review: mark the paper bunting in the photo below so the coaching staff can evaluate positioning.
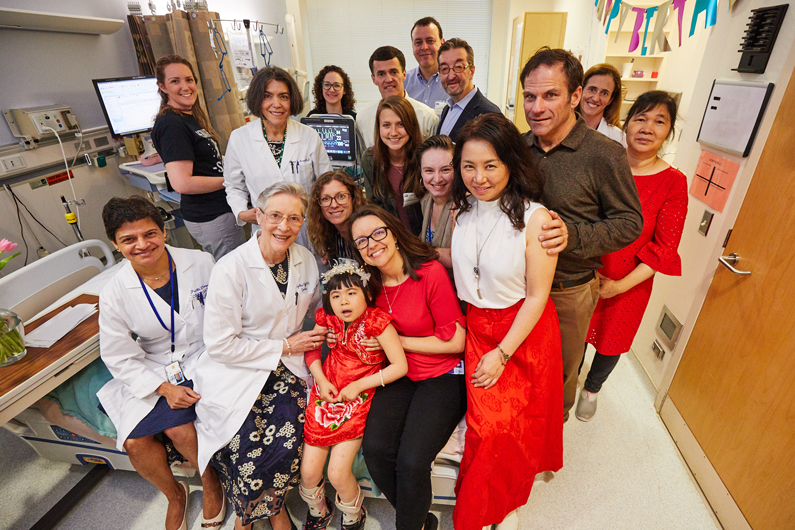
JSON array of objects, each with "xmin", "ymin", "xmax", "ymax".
[
  {"xmin": 596, "ymin": 0, "xmax": 714, "ymax": 54},
  {"xmin": 649, "ymin": 0, "xmax": 673, "ymax": 55},
  {"xmin": 641, "ymin": 6, "xmax": 658, "ymax": 55},
  {"xmin": 672, "ymin": 0, "xmax": 687, "ymax": 46},
  {"xmin": 596, "ymin": 0, "xmax": 607, "ymax": 20},
  {"xmin": 690, "ymin": 0, "xmax": 718, "ymax": 36},
  {"xmin": 614, "ymin": 2, "xmax": 633, "ymax": 41},
  {"xmin": 605, "ymin": 0, "xmax": 622, "ymax": 34},
  {"xmin": 629, "ymin": 7, "xmax": 646, "ymax": 52}
]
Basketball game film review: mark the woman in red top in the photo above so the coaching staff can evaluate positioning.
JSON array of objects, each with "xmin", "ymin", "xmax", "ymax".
[
  {"xmin": 578, "ymin": 91, "xmax": 688, "ymax": 421},
  {"xmin": 348, "ymin": 204, "xmax": 466, "ymax": 530}
]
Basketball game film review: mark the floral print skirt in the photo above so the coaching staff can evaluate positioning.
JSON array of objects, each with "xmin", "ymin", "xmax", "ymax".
[{"xmin": 210, "ymin": 362, "xmax": 308, "ymax": 526}]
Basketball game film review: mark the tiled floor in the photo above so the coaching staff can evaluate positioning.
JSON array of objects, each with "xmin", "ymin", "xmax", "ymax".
[{"xmin": 0, "ymin": 348, "xmax": 721, "ymax": 530}]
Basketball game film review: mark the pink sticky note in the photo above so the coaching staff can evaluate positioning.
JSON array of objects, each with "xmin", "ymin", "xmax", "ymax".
[{"xmin": 689, "ymin": 151, "xmax": 740, "ymax": 213}]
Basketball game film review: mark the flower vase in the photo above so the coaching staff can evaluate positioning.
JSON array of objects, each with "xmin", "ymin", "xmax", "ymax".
[{"xmin": 0, "ymin": 308, "xmax": 27, "ymax": 367}]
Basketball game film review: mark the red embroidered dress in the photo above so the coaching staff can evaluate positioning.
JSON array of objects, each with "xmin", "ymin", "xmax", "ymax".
[
  {"xmin": 304, "ymin": 307, "xmax": 393, "ymax": 447},
  {"xmin": 587, "ymin": 166, "xmax": 688, "ymax": 355}
]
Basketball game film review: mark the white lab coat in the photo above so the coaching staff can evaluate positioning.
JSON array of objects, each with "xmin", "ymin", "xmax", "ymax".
[
  {"xmin": 597, "ymin": 117, "xmax": 627, "ymax": 147},
  {"xmin": 223, "ymin": 118, "xmax": 333, "ymax": 248},
  {"xmin": 96, "ymin": 246, "xmax": 214, "ymax": 450},
  {"xmin": 194, "ymin": 234, "xmax": 320, "ymax": 473}
]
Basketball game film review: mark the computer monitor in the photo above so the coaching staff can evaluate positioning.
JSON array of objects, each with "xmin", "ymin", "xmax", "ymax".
[
  {"xmin": 92, "ymin": 76, "xmax": 161, "ymax": 138},
  {"xmin": 300, "ymin": 115, "xmax": 357, "ymax": 165}
]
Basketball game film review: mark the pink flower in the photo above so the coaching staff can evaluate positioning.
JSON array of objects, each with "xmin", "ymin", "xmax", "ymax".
[
  {"xmin": 0, "ymin": 239, "xmax": 17, "ymax": 253},
  {"xmin": 314, "ymin": 396, "xmax": 365, "ymax": 430}
]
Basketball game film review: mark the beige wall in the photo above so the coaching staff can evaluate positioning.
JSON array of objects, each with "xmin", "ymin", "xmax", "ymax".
[{"xmin": 631, "ymin": 0, "xmax": 795, "ymax": 390}]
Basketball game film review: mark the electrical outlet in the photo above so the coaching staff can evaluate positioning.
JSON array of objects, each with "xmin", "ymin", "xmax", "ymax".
[{"xmin": 1, "ymin": 155, "xmax": 25, "ymax": 171}]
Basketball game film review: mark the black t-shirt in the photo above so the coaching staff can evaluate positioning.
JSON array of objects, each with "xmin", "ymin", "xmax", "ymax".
[{"xmin": 151, "ymin": 111, "xmax": 232, "ymax": 223}]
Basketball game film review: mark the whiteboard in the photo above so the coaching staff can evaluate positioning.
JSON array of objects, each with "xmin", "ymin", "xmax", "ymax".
[{"xmin": 697, "ymin": 80, "xmax": 774, "ymax": 157}]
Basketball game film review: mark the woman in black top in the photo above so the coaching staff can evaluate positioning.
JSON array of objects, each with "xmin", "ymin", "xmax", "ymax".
[
  {"xmin": 306, "ymin": 65, "xmax": 357, "ymax": 118},
  {"xmin": 151, "ymin": 55, "xmax": 245, "ymax": 260}
]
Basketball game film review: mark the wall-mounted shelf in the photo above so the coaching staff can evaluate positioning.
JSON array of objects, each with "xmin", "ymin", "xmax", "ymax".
[{"xmin": 0, "ymin": 7, "xmax": 124, "ymax": 35}]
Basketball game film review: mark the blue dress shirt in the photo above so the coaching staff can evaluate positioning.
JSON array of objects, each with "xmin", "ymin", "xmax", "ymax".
[
  {"xmin": 439, "ymin": 87, "xmax": 479, "ymax": 136},
  {"xmin": 404, "ymin": 67, "xmax": 448, "ymax": 114}
]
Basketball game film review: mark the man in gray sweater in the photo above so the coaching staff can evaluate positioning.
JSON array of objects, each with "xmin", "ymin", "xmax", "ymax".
[{"xmin": 521, "ymin": 48, "xmax": 643, "ymax": 422}]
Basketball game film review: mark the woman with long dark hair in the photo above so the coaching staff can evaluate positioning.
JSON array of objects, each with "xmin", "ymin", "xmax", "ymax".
[
  {"xmin": 346, "ymin": 204, "xmax": 466, "ymax": 530},
  {"xmin": 450, "ymin": 113, "xmax": 563, "ymax": 530},
  {"xmin": 151, "ymin": 55, "xmax": 245, "ymax": 260},
  {"xmin": 361, "ymin": 96, "xmax": 424, "ymax": 234},
  {"xmin": 307, "ymin": 65, "xmax": 357, "ymax": 118}
]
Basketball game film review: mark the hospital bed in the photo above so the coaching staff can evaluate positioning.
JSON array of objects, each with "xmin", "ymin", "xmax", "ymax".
[{"xmin": 0, "ymin": 239, "xmax": 464, "ymax": 506}]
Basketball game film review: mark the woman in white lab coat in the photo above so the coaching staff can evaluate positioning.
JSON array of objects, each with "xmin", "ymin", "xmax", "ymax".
[
  {"xmin": 96, "ymin": 196, "xmax": 225, "ymax": 530},
  {"xmin": 195, "ymin": 182, "xmax": 327, "ymax": 530},
  {"xmin": 224, "ymin": 66, "xmax": 333, "ymax": 249}
]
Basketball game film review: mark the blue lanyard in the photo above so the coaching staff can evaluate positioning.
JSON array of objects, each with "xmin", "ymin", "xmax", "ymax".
[{"xmin": 137, "ymin": 251, "xmax": 175, "ymax": 353}]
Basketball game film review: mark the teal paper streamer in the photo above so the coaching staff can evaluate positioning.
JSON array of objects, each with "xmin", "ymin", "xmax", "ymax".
[
  {"xmin": 641, "ymin": 6, "xmax": 659, "ymax": 55},
  {"xmin": 605, "ymin": 0, "xmax": 622, "ymax": 34},
  {"xmin": 690, "ymin": 0, "xmax": 718, "ymax": 37}
]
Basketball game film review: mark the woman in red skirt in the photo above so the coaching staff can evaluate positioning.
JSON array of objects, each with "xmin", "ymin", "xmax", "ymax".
[
  {"xmin": 450, "ymin": 113, "xmax": 563, "ymax": 530},
  {"xmin": 578, "ymin": 91, "xmax": 688, "ymax": 421}
]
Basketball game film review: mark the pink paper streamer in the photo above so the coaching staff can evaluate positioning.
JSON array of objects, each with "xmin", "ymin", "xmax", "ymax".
[
  {"xmin": 672, "ymin": 0, "xmax": 687, "ymax": 46},
  {"xmin": 629, "ymin": 7, "xmax": 645, "ymax": 52}
]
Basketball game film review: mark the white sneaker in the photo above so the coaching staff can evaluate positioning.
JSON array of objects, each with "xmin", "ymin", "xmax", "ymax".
[{"xmin": 575, "ymin": 390, "xmax": 598, "ymax": 422}]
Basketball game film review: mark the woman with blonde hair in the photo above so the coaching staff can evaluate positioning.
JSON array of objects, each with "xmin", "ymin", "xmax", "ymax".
[
  {"xmin": 361, "ymin": 96, "xmax": 424, "ymax": 234},
  {"xmin": 577, "ymin": 63, "xmax": 625, "ymax": 144}
]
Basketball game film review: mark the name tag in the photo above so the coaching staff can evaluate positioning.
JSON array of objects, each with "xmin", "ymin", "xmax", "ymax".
[
  {"xmin": 435, "ymin": 101, "xmax": 446, "ymax": 116},
  {"xmin": 403, "ymin": 192, "xmax": 419, "ymax": 206},
  {"xmin": 448, "ymin": 359, "xmax": 465, "ymax": 375},
  {"xmin": 165, "ymin": 361, "xmax": 186, "ymax": 385}
]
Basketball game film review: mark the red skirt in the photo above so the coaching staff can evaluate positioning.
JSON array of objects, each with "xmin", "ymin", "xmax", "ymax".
[{"xmin": 453, "ymin": 298, "xmax": 563, "ymax": 530}]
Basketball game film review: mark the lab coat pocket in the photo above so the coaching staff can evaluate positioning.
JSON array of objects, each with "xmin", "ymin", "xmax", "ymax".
[{"xmin": 296, "ymin": 159, "xmax": 316, "ymax": 190}]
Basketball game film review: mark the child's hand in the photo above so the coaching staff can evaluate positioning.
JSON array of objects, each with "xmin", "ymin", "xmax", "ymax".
[
  {"xmin": 326, "ymin": 329, "xmax": 337, "ymax": 348},
  {"xmin": 337, "ymin": 382, "xmax": 362, "ymax": 402},
  {"xmin": 317, "ymin": 379, "xmax": 339, "ymax": 402}
]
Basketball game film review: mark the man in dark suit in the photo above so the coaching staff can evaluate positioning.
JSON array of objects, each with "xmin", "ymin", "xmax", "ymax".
[{"xmin": 436, "ymin": 38, "xmax": 501, "ymax": 142}]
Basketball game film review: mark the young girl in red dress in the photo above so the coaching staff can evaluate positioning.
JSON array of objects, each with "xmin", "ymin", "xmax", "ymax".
[{"xmin": 299, "ymin": 260, "xmax": 407, "ymax": 530}]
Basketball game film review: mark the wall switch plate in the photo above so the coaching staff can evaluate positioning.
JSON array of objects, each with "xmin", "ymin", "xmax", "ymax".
[
  {"xmin": 1, "ymin": 155, "xmax": 25, "ymax": 171},
  {"xmin": 698, "ymin": 210, "xmax": 714, "ymax": 236}
]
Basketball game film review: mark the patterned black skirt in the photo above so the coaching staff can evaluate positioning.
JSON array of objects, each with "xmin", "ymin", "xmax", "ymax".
[{"xmin": 210, "ymin": 362, "xmax": 308, "ymax": 526}]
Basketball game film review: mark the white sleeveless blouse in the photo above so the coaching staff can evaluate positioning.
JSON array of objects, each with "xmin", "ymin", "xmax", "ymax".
[{"xmin": 451, "ymin": 197, "xmax": 547, "ymax": 309}]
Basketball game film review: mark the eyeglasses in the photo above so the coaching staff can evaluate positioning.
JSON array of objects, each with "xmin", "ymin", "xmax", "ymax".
[
  {"xmin": 261, "ymin": 210, "xmax": 305, "ymax": 228},
  {"xmin": 318, "ymin": 192, "xmax": 351, "ymax": 207},
  {"xmin": 323, "ymin": 82, "xmax": 344, "ymax": 91},
  {"xmin": 353, "ymin": 226, "xmax": 390, "ymax": 250},
  {"xmin": 438, "ymin": 64, "xmax": 471, "ymax": 76}
]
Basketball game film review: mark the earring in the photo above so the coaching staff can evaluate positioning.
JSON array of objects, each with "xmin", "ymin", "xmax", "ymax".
[{"xmin": 395, "ymin": 242, "xmax": 400, "ymax": 250}]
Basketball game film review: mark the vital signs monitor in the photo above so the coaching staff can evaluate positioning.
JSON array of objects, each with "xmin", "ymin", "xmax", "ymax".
[{"xmin": 300, "ymin": 115, "xmax": 357, "ymax": 166}]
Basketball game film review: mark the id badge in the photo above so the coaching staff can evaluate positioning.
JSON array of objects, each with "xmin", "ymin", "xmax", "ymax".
[
  {"xmin": 449, "ymin": 359, "xmax": 465, "ymax": 375},
  {"xmin": 165, "ymin": 361, "xmax": 185, "ymax": 385},
  {"xmin": 403, "ymin": 192, "xmax": 419, "ymax": 206}
]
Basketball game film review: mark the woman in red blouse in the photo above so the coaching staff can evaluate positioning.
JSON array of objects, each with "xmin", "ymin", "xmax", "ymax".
[
  {"xmin": 578, "ymin": 91, "xmax": 688, "ymax": 421},
  {"xmin": 347, "ymin": 204, "xmax": 466, "ymax": 530}
]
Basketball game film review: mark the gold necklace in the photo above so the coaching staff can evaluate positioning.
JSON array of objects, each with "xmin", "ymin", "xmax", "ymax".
[
  {"xmin": 382, "ymin": 280, "xmax": 404, "ymax": 314},
  {"xmin": 268, "ymin": 249, "xmax": 290, "ymax": 293},
  {"xmin": 473, "ymin": 202, "xmax": 500, "ymax": 300}
]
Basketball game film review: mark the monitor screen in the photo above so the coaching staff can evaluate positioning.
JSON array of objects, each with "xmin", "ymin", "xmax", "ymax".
[
  {"xmin": 92, "ymin": 76, "xmax": 161, "ymax": 137},
  {"xmin": 300, "ymin": 116, "xmax": 356, "ymax": 163}
]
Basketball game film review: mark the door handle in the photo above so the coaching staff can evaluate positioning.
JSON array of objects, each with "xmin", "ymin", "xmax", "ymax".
[{"xmin": 718, "ymin": 253, "xmax": 751, "ymax": 276}]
